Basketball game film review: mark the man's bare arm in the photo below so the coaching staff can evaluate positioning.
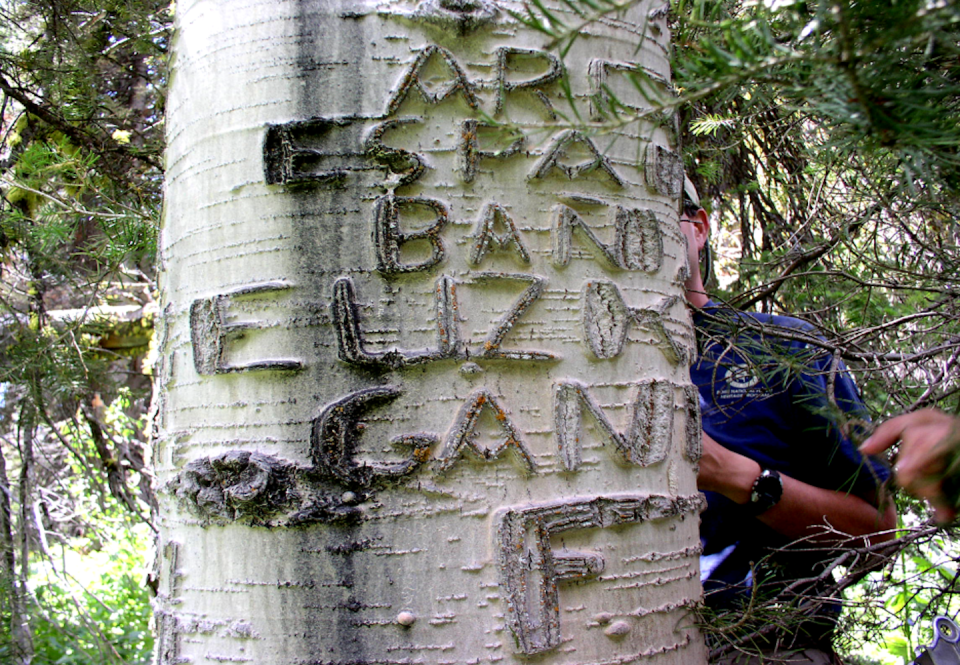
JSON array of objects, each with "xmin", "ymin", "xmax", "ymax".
[{"xmin": 699, "ymin": 433, "xmax": 897, "ymax": 544}]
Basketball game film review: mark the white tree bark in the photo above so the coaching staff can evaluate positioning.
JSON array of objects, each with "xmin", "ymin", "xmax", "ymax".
[{"xmin": 153, "ymin": 1, "xmax": 705, "ymax": 663}]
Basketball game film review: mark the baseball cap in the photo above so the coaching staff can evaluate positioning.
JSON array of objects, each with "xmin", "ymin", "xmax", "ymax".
[{"xmin": 683, "ymin": 175, "xmax": 700, "ymax": 209}]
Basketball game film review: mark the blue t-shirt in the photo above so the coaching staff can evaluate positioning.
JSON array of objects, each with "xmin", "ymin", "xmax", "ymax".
[{"xmin": 692, "ymin": 302, "xmax": 890, "ymax": 613}]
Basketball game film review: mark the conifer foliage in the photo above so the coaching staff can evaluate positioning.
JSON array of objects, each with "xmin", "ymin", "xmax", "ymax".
[{"xmin": 0, "ymin": 1, "xmax": 168, "ymax": 662}]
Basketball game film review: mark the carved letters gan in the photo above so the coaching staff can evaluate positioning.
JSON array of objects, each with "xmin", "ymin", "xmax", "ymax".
[{"xmin": 169, "ymin": 380, "xmax": 703, "ymax": 525}]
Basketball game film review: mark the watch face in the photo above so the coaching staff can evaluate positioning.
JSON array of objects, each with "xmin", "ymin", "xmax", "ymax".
[{"xmin": 750, "ymin": 470, "xmax": 783, "ymax": 514}]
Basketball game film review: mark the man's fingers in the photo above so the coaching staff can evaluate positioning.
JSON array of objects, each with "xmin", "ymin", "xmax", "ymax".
[{"xmin": 860, "ymin": 416, "xmax": 908, "ymax": 455}]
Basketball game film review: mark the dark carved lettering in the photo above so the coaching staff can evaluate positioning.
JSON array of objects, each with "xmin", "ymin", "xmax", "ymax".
[
  {"xmin": 467, "ymin": 272, "xmax": 555, "ymax": 361},
  {"xmin": 553, "ymin": 201, "xmax": 663, "ymax": 272},
  {"xmin": 189, "ymin": 282, "xmax": 303, "ymax": 375},
  {"xmin": 331, "ymin": 277, "xmax": 405, "ymax": 369},
  {"xmin": 682, "ymin": 385, "xmax": 702, "ymax": 464},
  {"xmin": 332, "ymin": 276, "xmax": 465, "ymax": 369},
  {"xmin": 364, "ymin": 118, "xmax": 427, "ymax": 186},
  {"xmin": 581, "ymin": 280, "xmax": 629, "ymax": 360},
  {"xmin": 645, "ymin": 144, "xmax": 684, "ymax": 199},
  {"xmin": 458, "ymin": 119, "xmax": 524, "ymax": 184},
  {"xmin": 529, "ymin": 130, "xmax": 624, "ymax": 186},
  {"xmin": 311, "ymin": 386, "xmax": 436, "ymax": 488},
  {"xmin": 153, "ymin": 541, "xmax": 182, "ymax": 665},
  {"xmin": 171, "ymin": 450, "xmax": 299, "ymax": 522},
  {"xmin": 632, "ymin": 295, "xmax": 685, "ymax": 365},
  {"xmin": 588, "ymin": 60, "xmax": 670, "ymax": 119},
  {"xmin": 615, "ymin": 206, "xmax": 663, "ymax": 272},
  {"xmin": 374, "ymin": 194, "xmax": 449, "ymax": 274},
  {"xmin": 468, "ymin": 202, "xmax": 530, "ymax": 265},
  {"xmin": 554, "ymin": 379, "xmax": 675, "ymax": 471},
  {"xmin": 633, "ymin": 379, "xmax": 676, "ymax": 467},
  {"xmin": 385, "ymin": 44, "xmax": 479, "ymax": 116},
  {"xmin": 577, "ymin": 281, "xmax": 682, "ymax": 363},
  {"xmin": 435, "ymin": 274, "xmax": 464, "ymax": 359},
  {"xmin": 263, "ymin": 117, "xmax": 367, "ymax": 186},
  {"xmin": 168, "ymin": 449, "xmax": 370, "ymax": 527},
  {"xmin": 551, "ymin": 203, "xmax": 623, "ymax": 269},
  {"xmin": 334, "ymin": 273, "xmax": 555, "ymax": 368},
  {"xmin": 495, "ymin": 494, "xmax": 704, "ymax": 655},
  {"xmin": 435, "ymin": 388, "xmax": 536, "ymax": 474},
  {"xmin": 495, "ymin": 47, "xmax": 562, "ymax": 118}
]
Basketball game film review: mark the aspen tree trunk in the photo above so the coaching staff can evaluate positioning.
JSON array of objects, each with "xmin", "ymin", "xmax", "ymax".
[{"xmin": 153, "ymin": 1, "xmax": 706, "ymax": 663}]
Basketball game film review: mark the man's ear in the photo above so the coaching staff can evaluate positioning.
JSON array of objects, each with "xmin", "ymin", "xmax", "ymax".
[{"xmin": 694, "ymin": 209, "xmax": 710, "ymax": 248}]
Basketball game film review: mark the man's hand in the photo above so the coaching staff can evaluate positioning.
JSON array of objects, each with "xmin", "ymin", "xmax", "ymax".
[{"xmin": 860, "ymin": 408, "xmax": 960, "ymax": 523}]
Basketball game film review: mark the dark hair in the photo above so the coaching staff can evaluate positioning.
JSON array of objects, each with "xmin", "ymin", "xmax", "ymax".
[{"xmin": 682, "ymin": 204, "xmax": 701, "ymax": 218}]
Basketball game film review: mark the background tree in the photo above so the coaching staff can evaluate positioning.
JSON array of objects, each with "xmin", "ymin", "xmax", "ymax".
[{"xmin": 0, "ymin": 1, "xmax": 168, "ymax": 662}]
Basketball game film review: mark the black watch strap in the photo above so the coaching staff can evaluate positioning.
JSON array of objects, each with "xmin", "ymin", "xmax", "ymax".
[{"xmin": 748, "ymin": 469, "xmax": 783, "ymax": 516}]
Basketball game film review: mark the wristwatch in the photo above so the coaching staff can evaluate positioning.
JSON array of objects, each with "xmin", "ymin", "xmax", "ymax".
[{"xmin": 748, "ymin": 469, "xmax": 783, "ymax": 515}]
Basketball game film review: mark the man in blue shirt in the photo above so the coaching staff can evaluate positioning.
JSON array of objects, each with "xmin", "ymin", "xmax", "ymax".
[{"xmin": 680, "ymin": 180, "xmax": 897, "ymax": 664}]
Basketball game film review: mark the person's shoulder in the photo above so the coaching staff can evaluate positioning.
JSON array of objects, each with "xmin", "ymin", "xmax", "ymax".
[
  {"xmin": 753, "ymin": 310, "xmax": 818, "ymax": 334},
  {"xmin": 701, "ymin": 303, "xmax": 817, "ymax": 335}
]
